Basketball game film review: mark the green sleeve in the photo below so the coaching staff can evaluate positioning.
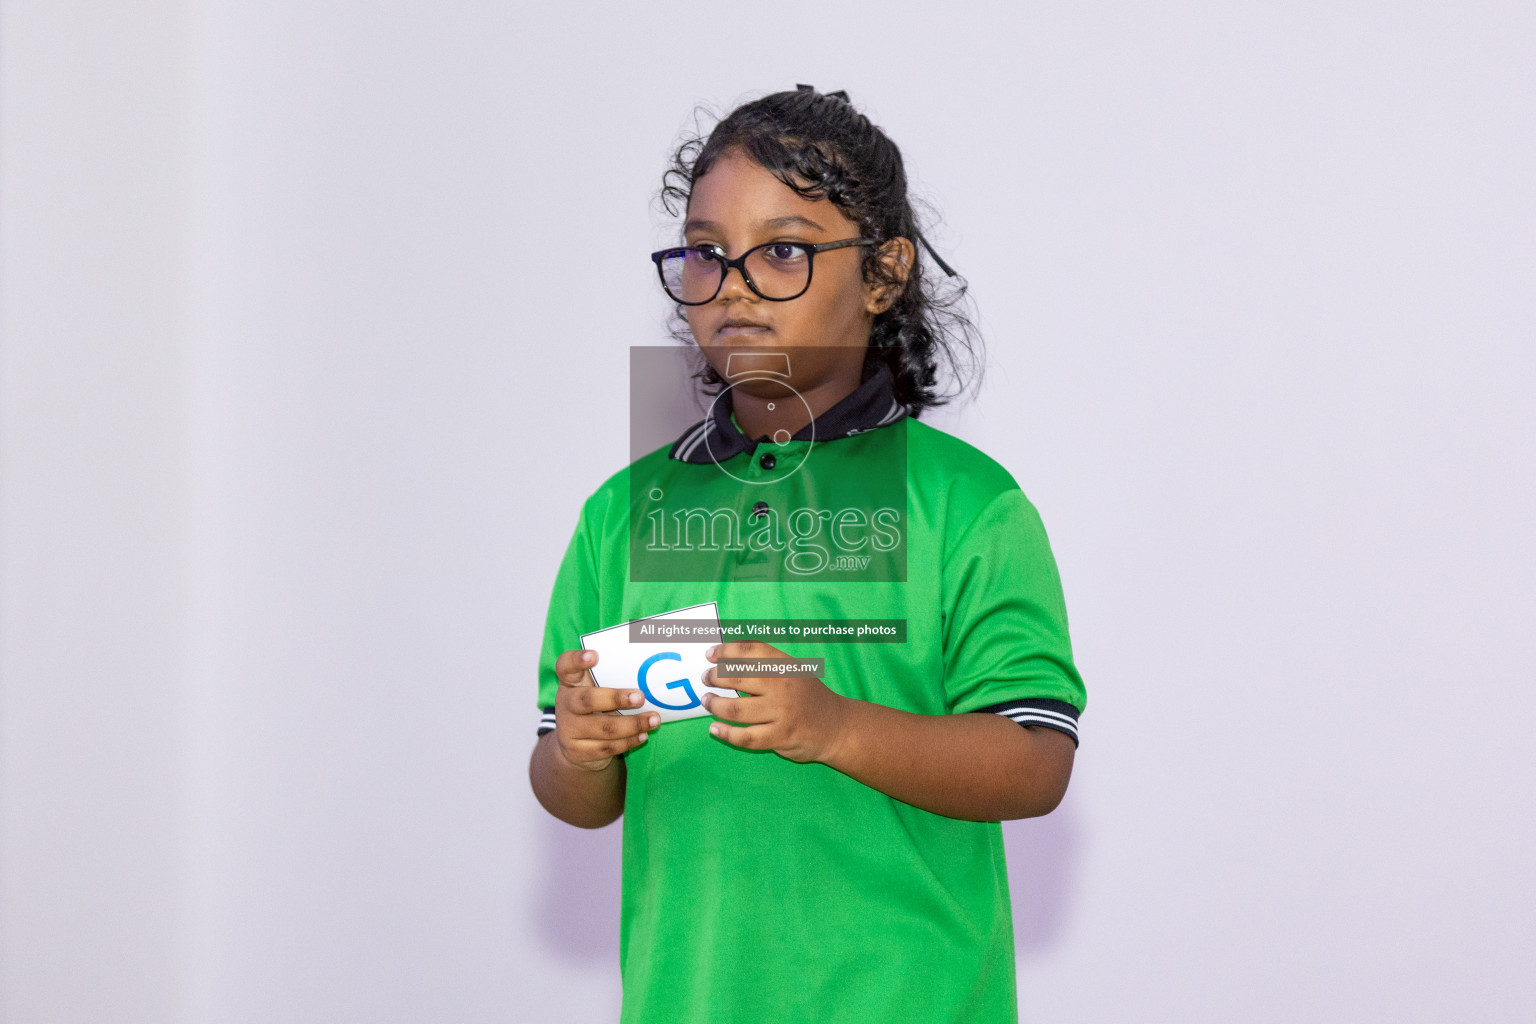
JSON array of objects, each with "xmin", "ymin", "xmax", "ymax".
[
  {"xmin": 940, "ymin": 487, "xmax": 1086, "ymax": 718},
  {"xmin": 535, "ymin": 500, "xmax": 604, "ymax": 719}
]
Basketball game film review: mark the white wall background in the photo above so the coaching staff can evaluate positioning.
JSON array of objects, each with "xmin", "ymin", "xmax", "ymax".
[{"xmin": 3, "ymin": 2, "xmax": 1533, "ymax": 1021}]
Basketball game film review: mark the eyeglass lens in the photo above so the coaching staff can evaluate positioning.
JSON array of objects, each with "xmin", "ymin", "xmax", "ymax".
[{"xmin": 659, "ymin": 244, "xmax": 812, "ymax": 303}]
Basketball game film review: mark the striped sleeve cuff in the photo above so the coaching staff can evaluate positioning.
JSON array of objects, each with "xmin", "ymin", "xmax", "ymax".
[
  {"xmin": 537, "ymin": 705, "xmax": 556, "ymax": 736},
  {"xmin": 974, "ymin": 698, "xmax": 1080, "ymax": 747}
]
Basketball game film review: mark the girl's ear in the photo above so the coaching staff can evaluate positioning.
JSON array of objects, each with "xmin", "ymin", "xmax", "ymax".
[{"xmin": 865, "ymin": 238, "xmax": 917, "ymax": 315}]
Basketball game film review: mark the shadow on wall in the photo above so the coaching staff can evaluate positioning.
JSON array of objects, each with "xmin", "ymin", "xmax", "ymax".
[
  {"xmin": 534, "ymin": 810, "xmax": 624, "ymax": 963},
  {"xmin": 1003, "ymin": 800, "xmax": 1084, "ymax": 957}
]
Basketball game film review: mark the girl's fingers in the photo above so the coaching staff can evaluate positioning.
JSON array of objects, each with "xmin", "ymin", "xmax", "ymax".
[
  {"xmin": 571, "ymin": 712, "xmax": 658, "ymax": 740},
  {"xmin": 703, "ymin": 693, "xmax": 771, "ymax": 725},
  {"xmin": 705, "ymin": 666, "xmax": 767, "ymax": 695},
  {"xmin": 563, "ymin": 684, "xmax": 645, "ymax": 715},
  {"xmin": 559, "ymin": 706, "xmax": 657, "ymax": 738},
  {"xmin": 712, "ymin": 640, "xmax": 780, "ymax": 661},
  {"xmin": 562, "ymin": 731, "xmax": 651, "ymax": 765},
  {"xmin": 554, "ymin": 648, "xmax": 598, "ymax": 684},
  {"xmin": 556, "ymin": 649, "xmax": 647, "ymax": 713},
  {"xmin": 557, "ymin": 714, "xmax": 654, "ymax": 755},
  {"xmin": 707, "ymin": 721, "xmax": 768, "ymax": 750}
]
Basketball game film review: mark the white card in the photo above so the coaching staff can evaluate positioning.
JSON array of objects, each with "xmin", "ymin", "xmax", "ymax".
[{"xmin": 579, "ymin": 601, "xmax": 738, "ymax": 724}]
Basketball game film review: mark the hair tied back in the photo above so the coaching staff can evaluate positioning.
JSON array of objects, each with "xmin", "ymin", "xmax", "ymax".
[{"xmin": 796, "ymin": 83, "xmax": 850, "ymax": 102}]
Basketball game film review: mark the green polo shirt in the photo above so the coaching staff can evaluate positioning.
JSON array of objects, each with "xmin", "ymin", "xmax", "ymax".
[{"xmin": 536, "ymin": 365, "xmax": 1084, "ymax": 1024}]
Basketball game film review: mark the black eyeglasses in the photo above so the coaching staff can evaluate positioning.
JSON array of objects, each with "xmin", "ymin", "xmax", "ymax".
[{"xmin": 650, "ymin": 237, "xmax": 877, "ymax": 305}]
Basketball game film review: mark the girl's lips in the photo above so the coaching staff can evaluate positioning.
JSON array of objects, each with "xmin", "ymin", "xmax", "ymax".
[{"xmin": 716, "ymin": 324, "xmax": 772, "ymax": 338}]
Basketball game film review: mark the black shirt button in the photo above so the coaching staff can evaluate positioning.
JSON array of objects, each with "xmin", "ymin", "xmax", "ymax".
[
  {"xmin": 750, "ymin": 500, "xmax": 769, "ymax": 518},
  {"xmin": 759, "ymin": 453, "xmax": 777, "ymax": 469}
]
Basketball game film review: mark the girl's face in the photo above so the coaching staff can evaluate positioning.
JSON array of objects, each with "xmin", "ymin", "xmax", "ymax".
[{"xmin": 682, "ymin": 148, "xmax": 906, "ymax": 395}]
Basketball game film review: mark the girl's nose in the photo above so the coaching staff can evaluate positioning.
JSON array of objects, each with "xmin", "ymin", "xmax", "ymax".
[{"xmin": 716, "ymin": 261, "xmax": 756, "ymax": 301}]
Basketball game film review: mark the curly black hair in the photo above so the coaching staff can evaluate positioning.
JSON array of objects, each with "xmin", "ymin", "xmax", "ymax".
[{"xmin": 658, "ymin": 85, "xmax": 982, "ymax": 415}]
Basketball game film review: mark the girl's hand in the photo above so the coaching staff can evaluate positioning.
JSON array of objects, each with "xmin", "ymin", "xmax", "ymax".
[
  {"xmin": 701, "ymin": 641, "xmax": 853, "ymax": 764},
  {"xmin": 553, "ymin": 649, "xmax": 659, "ymax": 772}
]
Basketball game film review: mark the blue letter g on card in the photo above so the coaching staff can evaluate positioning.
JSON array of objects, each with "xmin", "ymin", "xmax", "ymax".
[{"xmin": 638, "ymin": 651, "xmax": 700, "ymax": 711}]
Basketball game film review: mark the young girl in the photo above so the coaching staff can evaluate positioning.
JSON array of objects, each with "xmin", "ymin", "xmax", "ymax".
[{"xmin": 529, "ymin": 86, "xmax": 1085, "ymax": 1024}]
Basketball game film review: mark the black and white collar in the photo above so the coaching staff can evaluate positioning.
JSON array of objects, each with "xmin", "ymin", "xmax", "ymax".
[{"xmin": 668, "ymin": 360, "xmax": 909, "ymax": 465}]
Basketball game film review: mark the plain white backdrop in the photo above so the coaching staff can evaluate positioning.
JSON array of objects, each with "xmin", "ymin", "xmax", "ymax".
[{"xmin": 3, "ymin": 2, "xmax": 1533, "ymax": 1021}]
